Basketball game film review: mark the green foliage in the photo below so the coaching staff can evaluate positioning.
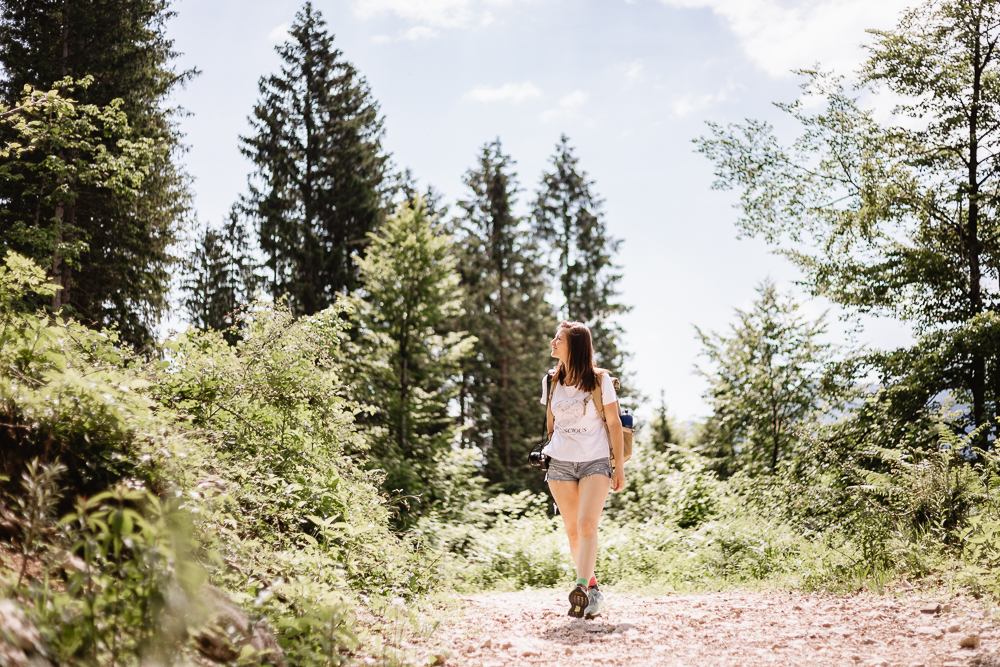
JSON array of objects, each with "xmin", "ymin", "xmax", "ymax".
[
  {"xmin": 0, "ymin": 250, "xmax": 174, "ymax": 497},
  {"xmin": 417, "ymin": 490, "xmax": 571, "ymax": 589},
  {"xmin": 0, "ymin": 78, "xmax": 162, "ymax": 314},
  {"xmin": 151, "ymin": 299, "xmax": 422, "ymax": 598},
  {"xmin": 3, "ymin": 458, "xmax": 202, "ymax": 667},
  {"xmin": 696, "ymin": 0, "xmax": 1000, "ymax": 444},
  {"xmin": 453, "ymin": 139, "xmax": 558, "ymax": 492},
  {"xmin": 348, "ymin": 198, "xmax": 475, "ymax": 527},
  {"xmin": 240, "ymin": 1, "xmax": 388, "ymax": 313},
  {"xmin": 695, "ymin": 280, "xmax": 841, "ymax": 476},
  {"xmin": 606, "ymin": 441, "xmax": 722, "ymax": 529},
  {"xmin": 0, "ymin": 252, "xmax": 427, "ymax": 664},
  {"xmin": 0, "ymin": 0, "xmax": 195, "ymax": 347},
  {"xmin": 419, "ymin": 482, "xmax": 845, "ymax": 592}
]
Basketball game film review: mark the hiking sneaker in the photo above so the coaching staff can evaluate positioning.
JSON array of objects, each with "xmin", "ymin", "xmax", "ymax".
[
  {"xmin": 584, "ymin": 587, "xmax": 606, "ymax": 619},
  {"xmin": 568, "ymin": 584, "xmax": 589, "ymax": 618}
]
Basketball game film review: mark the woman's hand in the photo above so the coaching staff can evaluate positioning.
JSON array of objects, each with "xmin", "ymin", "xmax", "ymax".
[{"xmin": 611, "ymin": 467, "xmax": 626, "ymax": 492}]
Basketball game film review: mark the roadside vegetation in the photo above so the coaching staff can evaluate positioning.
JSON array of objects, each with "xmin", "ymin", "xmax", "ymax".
[{"xmin": 5, "ymin": 0, "xmax": 1000, "ymax": 665}]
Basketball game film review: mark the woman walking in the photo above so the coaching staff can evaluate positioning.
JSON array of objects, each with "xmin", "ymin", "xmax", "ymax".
[{"xmin": 541, "ymin": 321, "xmax": 626, "ymax": 619}]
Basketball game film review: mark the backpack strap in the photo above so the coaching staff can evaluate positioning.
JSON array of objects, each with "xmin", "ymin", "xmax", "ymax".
[
  {"xmin": 591, "ymin": 371, "xmax": 624, "ymax": 464},
  {"xmin": 544, "ymin": 371, "xmax": 555, "ymax": 438}
]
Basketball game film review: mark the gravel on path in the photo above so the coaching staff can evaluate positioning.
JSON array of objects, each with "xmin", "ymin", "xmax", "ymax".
[{"xmin": 409, "ymin": 589, "xmax": 1000, "ymax": 667}]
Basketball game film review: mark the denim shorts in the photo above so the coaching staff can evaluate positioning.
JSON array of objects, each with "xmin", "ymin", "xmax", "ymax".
[{"xmin": 545, "ymin": 457, "xmax": 613, "ymax": 483}]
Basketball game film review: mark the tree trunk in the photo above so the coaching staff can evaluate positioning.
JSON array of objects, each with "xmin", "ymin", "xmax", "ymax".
[
  {"xmin": 400, "ymin": 327, "xmax": 409, "ymax": 455},
  {"xmin": 499, "ymin": 261, "xmax": 509, "ymax": 473},
  {"xmin": 968, "ymin": 14, "xmax": 988, "ymax": 448},
  {"xmin": 50, "ymin": 202, "xmax": 64, "ymax": 311}
]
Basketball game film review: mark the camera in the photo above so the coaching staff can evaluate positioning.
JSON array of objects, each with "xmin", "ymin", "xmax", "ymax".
[{"xmin": 528, "ymin": 449, "xmax": 550, "ymax": 470}]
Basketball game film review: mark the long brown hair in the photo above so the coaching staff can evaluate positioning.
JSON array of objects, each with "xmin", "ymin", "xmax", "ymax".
[{"xmin": 554, "ymin": 321, "xmax": 600, "ymax": 392}]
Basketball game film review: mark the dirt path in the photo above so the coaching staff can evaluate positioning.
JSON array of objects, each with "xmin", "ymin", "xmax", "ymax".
[{"xmin": 413, "ymin": 589, "xmax": 1000, "ymax": 667}]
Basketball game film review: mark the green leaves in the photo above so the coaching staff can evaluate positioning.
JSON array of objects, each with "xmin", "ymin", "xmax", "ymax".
[
  {"xmin": 347, "ymin": 197, "xmax": 475, "ymax": 527},
  {"xmin": 696, "ymin": 1, "xmax": 1000, "ymax": 442},
  {"xmin": 695, "ymin": 280, "xmax": 841, "ymax": 477}
]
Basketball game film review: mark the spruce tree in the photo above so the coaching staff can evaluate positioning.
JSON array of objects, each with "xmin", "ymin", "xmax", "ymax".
[
  {"xmin": 649, "ymin": 390, "xmax": 679, "ymax": 453},
  {"xmin": 181, "ymin": 208, "xmax": 261, "ymax": 340},
  {"xmin": 533, "ymin": 135, "xmax": 628, "ymax": 375},
  {"xmin": 0, "ymin": 0, "xmax": 195, "ymax": 347},
  {"xmin": 454, "ymin": 139, "xmax": 557, "ymax": 491},
  {"xmin": 349, "ymin": 198, "xmax": 474, "ymax": 527},
  {"xmin": 695, "ymin": 281, "xmax": 836, "ymax": 476},
  {"xmin": 240, "ymin": 2, "xmax": 388, "ymax": 316}
]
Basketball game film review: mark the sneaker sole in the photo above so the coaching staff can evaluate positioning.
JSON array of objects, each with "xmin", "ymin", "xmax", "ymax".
[
  {"xmin": 568, "ymin": 587, "xmax": 588, "ymax": 618},
  {"xmin": 585, "ymin": 589, "xmax": 604, "ymax": 619}
]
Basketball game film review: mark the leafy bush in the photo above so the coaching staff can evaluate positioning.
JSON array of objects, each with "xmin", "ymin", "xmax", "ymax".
[
  {"xmin": 150, "ymin": 300, "xmax": 423, "ymax": 598},
  {"xmin": 606, "ymin": 442, "xmax": 722, "ymax": 528},
  {"xmin": 0, "ymin": 251, "xmax": 180, "ymax": 501},
  {"xmin": 1, "ymin": 253, "xmax": 428, "ymax": 665}
]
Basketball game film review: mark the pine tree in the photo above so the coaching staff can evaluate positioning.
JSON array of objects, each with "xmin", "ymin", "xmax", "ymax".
[
  {"xmin": 181, "ymin": 208, "xmax": 261, "ymax": 340},
  {"xmin": 240, "ymin": 2, "xmax": 388, "ymax": 316},
  {"xmin": 349, "ymin": 198, "xmax": 474, "ymax": 527},
  {"xmin": 454, "ymin": 139, "xmax": 557, "ymax": 491},
  {"xmin": 0, "ymin": 0, "xmax": 195, "ymax": 347},
  {"xmin": 695, "ymin": 281, "xmax": 836, "ymax": 476},
  {"xmin": 533, "ymin": 134, "xmax": 628, "ymax": 374},
  {"xmin": 649, "ymin": 390, "xmax": 679, "ymax": 453}
]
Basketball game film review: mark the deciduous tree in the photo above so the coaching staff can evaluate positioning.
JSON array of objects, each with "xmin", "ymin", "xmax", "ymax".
[
  {"xmin": 697, "ymin": 0, "xmax": 1000, "ymax": 447},
  {"xmin": 0, "ymin": 0, "xmax": 195, "ymax": 346}
]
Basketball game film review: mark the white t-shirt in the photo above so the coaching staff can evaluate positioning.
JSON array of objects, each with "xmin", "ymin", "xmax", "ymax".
[{"xmin": 539, "ymin": 371, "xmax": 618, "ymax": 463}]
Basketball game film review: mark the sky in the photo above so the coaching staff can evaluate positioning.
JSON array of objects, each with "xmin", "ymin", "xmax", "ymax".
[{"xmin": 165, "ymin": 0, "xmax": 918, "ymax": 423}]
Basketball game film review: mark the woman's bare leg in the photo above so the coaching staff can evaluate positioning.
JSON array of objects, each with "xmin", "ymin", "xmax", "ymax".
[
  {"xmin": 574, "ymin": 474, "xmax": 611, "ymax": 581},
  {"xmin": 548, "ymin": 480, "xmax": 581, "ymax": 570}
]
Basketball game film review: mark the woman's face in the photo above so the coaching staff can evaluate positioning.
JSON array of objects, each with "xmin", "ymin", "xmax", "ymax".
[{"xmin": 550, "ymin": 327, "xmax": 569, "ymax": 361}]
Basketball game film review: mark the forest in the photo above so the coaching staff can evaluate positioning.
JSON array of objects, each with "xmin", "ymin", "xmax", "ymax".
[{"xmin": 4, "ymin": 0, "xmax": 1000, "ymax": 665}]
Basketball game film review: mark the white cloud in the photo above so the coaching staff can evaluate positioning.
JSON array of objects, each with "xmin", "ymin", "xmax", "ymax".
[
  {"xmin": 540, "ymin": 90, "xmax": 588, "ymax": 122},
  {"xmin": 355, "ymin": 0, "xmax": 542, "ymax": 31},
  {"xmin": 671, "ymin": 83, "xmax": 734, "ymax": 117},
  {"xmin": 371, "ymin": 34, "xmax": 393, "ymax": 44},
  {"xmin": 559, "ymin": 91, "xmax": 588, "ymax": 109},
  {"xmin": 463, "ymin": 82, "xmax": 543, "ymax": 103},
  {"xmin": 267, "ymin": 23, "xmax": 290, "ymax": 43},
  {"xmin": 402, "ymin": 25, "xmax": 440, "ymax": 40},
  {"xmin": 355, "ymin": 0, "xmax": 476, "ymax": 29},
  {"xmin": 659, "ymin": 0, "xmax": 916, "ymax": 77},
  {"xmin": 625, "ymin": 60, "xmax": 644, "ymax": 82}
]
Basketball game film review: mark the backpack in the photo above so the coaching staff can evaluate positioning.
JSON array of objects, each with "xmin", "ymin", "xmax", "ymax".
[{"xmin": 543, "ymin": 369, "xmax": 633, "ymax": 469}]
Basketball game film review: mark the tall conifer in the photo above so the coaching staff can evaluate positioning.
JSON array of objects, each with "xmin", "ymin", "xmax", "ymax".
[
  {"xmin": 533, "ymin": 135, "xmax": 629, "ymax": 375},
  {"xmin": 0, "ymin": 0, "xmax": 195, "ymax": 346},
  {"xmin": 181, "ymin": 209, "xmax": 261, "ymax": 340},
  {"xmin": 454, "ymin": 139, "xmax": 556, "ymax": 491},
  {"xmin": 350, "ymin": 198, "xmax": 474, "ymax": 527},
  {"xmin": 239, "ymin": 2, "xmax": 388, "ymax": 316}
]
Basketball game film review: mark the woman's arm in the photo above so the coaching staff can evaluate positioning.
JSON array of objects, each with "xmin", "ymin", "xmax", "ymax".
[{"xmin": 604, "ymin": 402, "xmax": 626, "ymax": 491}]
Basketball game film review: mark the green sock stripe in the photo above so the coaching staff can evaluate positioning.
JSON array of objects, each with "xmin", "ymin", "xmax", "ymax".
[{"xmin": 576, "ymin": 577, "xmax": 588, "ymax": 586}]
